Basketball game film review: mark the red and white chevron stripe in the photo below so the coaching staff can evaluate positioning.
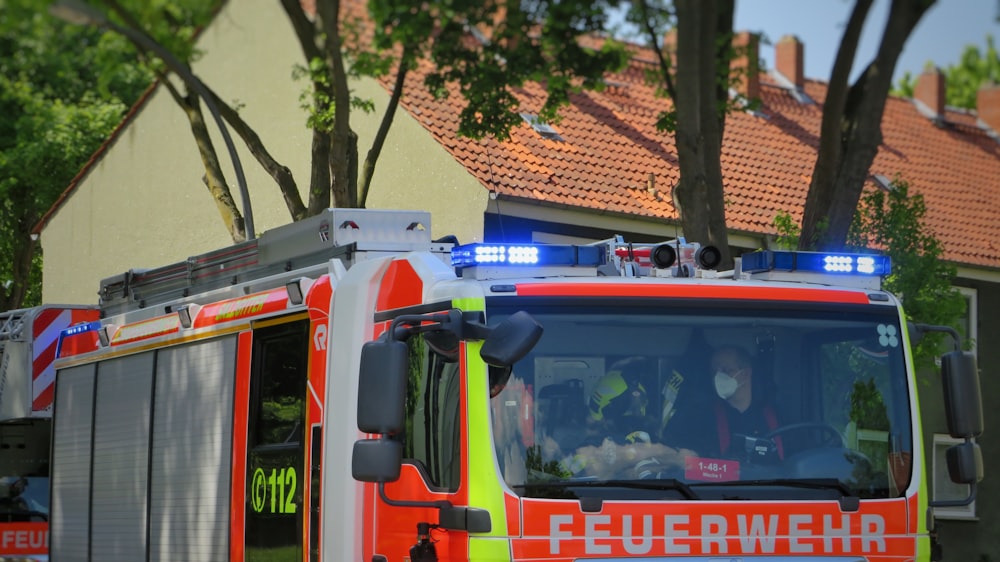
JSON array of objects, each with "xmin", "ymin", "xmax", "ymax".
[{"xmin": 30, "ymin": 307, "xmax": 98, "ymax": 414}]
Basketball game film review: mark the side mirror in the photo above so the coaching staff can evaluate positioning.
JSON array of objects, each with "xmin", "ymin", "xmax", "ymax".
[
  {"xmin": 353, "ymin": 338, "xmax": 407, "ymax": 484},
  {"xmin": 931, "ymin": 440, "xmax": 983, "ymax": 508},
  {"xmin": 488, "ymin": 365, "xmax": 512, "ymax": 398},
  {"xmin": 947, "ymin": 441, "xmax": 984, "ymax": 485},
  {"xmin": 352, "ymin": 439, "xmax": 402, "ymax": 482},
  {"xmin": 480, "ymin": 310, "xmax": 543, "ymax": 367},
  {"xmin": 941, "ymin": 351, "xmax": 983, "ymax": 438},
  {"xmin": 357, "ymin": 338, "xmax": 408, "ymax": 434}
]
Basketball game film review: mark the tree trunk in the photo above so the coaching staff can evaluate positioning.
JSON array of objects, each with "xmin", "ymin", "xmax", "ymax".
[
  {"xmin": 316, "ymin": 0, "xmax": 356, "ymax": 211},
  {"xmin": 170, "ymin": 83, "xmax": 245, "ymax": 242},
  {"xmin": 800, "ymin": 0, "xmax": 935, "ymax": 251},
  {"xmin": 2, "ymin": 215, "xmax": 37, "ymax": 311},
  {"xmin": 671, "ymin": 0, "xmax": 734, "ymax": 269}
]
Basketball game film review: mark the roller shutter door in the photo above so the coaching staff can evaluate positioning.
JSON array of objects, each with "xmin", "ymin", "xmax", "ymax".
[
  {"xmin": 50, "ymin": 363, "xmax": 96, "ymax": 562},
  {"xmin": 90, "ymin": 353, "xmax": 154, "ymax": 561},
  {"xmin": 148, "ymin": 336, "xmax": 236, "ymax": 562}
]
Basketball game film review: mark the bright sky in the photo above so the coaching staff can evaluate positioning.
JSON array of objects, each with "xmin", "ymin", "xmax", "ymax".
[{"xmin": 734, "ymin": 0, "xmax": 1000, "ymax": 84}]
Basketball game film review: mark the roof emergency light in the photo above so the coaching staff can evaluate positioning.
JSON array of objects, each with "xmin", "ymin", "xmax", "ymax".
[
  {"xmin": 56, "ymin": 320, "xmax": 102, "ymax": 358},
  {"xmin": 742, "ymin": 250, "xmax": 891, "ymax": 276},
  {"xmin": 61, "ymin": 321, "xmax": 102, "ymax": 338},
  {"xmin": 450, "ymin": 243, "xmax": 605, "ymax": 269}
]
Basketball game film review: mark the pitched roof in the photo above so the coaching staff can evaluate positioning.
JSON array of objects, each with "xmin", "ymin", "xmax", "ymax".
[
  {"xmin": 393, "ymin": 46, "xmax": 1000, "ymax": 269},
  {"xmin": 37, "ymin": 5, "xmax": 999, "ymax": 271}
]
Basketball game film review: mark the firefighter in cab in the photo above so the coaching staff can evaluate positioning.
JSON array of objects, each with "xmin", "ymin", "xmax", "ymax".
[{"xmin": 546, "ymin": 358, "xmax": 693, "ymax": 479}]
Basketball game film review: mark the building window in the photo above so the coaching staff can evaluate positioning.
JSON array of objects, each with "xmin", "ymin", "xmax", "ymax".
[
  {"xmin": 932, "ymin": 433, "xmax": 977, "ymax": 520},
  {"xmin": 957, "ymin": 287, "xmax": 978, "ymax": 353}
]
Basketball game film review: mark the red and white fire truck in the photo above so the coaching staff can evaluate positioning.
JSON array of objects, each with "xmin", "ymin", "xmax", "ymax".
[
  {"xmin": 48, "ymin": 209, "xmax": 982, "ymax": 562},
  {"xmin": 0, "ymin": 305, "xmax": 98, "ymax": 561}
]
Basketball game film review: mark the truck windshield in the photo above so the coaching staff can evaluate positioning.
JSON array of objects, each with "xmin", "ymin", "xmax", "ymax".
[{"xmin": 487, "ymin": 297, "xmax": 913, "ymax": 501}]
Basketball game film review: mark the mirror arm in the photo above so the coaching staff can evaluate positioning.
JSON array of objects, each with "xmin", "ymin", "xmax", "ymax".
[
  {"xmin": 378, "ymin": 481, "xmax": 450, "ymax": 510},
  {"xmin": 440, "ymin": 310, "xmax": 490, "ymax": 341},
  {"xmin": 389, "ymin": 309, "xmax": 493, "ymax": 342},
  {"xmin": 910, "ymin": 322, "xmax": 962, "ymax": 352},
  {"xmin": 460, "ymin": 319, "xmax": 492, "ymax": 341},
  {"xmin": 377, "ymin": 483, "xmax": 491, "ymax": 532},
  {"xmin": 930, "ymin": 481, "xmax": 978, "ymax": 508}
]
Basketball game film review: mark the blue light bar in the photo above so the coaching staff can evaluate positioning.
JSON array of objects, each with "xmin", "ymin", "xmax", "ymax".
[
  {"xmin": 61, "ymin": 321, "xmax": 101, "ymax": 338},
  {"xmin": 742, "ymin": 251, "xmax": 891, "ymax": 276},
  {"xmin": 450, "ymin": 243, "xmax": 605, "ymax": 269}
]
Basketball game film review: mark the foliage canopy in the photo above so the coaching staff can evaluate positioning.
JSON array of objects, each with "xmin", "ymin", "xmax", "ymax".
[
  {"xmin": 0, "ymin": 0, "xmax": 152, "ymax": 310},
  {"xmin": 846, "ymin": 178, "xmax": 967, "ymax": 369},
  {"xmin": 773, "ymin": 176, "xmax": 966, "ymax": 371}
]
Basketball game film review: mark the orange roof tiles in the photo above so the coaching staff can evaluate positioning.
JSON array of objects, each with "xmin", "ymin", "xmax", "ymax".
[
  {"xmin": 390, "ymin": 48, "xmax": 1000, "ymax": 269},
  {"xmin": 37, "ymin": 2, "xmax": 1000, "ymax": 271}
]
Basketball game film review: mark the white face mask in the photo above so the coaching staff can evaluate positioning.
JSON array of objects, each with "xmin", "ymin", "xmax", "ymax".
[{"xmin": 714, "ymin": 371, "xmax": 740, "ymax": 399}]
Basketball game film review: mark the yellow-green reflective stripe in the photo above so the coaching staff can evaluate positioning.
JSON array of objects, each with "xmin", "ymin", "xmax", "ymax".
[
  {"xmin": 470, "ymin": 536, "xmax": 513, "ymax": 562},
  {"xmin": 918, "ymin": 535, "xmax": 931, "ymax": 560},
  {"xmin": 900, "ymin": 304, "xmax": 932, "ymax": 560},
  {"xmin": 900, "ymin": 308, "xmax": 931, "ymax": 536},
  {"xmin": 454, "ymin": 296, "xmax": 511, "ymax": 554}
]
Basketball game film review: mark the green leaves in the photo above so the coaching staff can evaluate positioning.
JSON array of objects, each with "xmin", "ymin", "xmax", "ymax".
[
  {"xmin": 774, "ymin": 176, "xmax": 966, "ymax": 372},
  {"xmin": 894, "ymin": 34, "xmax": 1000, "ymax": 110},
  {"xmin": 0, "ymin": 0, "xmax": 154, "ymax": 309},
  {"xmin": 849, "ymin": 378, "xmax": 890, "ymax": 431},
  {"xmin": 371, "ymin": 0, "xmax": 628, "ymax": 141},
  {"xmin": 847, "ymin": 177, "xmax": 966, "ymax": 370}
]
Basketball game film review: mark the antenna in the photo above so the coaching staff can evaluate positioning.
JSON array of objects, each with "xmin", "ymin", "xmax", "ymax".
[
  {"xmin": 485, "ymin": 142, "xmax": 506, "ymax": 242},
  {"xmin": 675, "ymin": 228, "xmax": 685, "ymax": 277}
]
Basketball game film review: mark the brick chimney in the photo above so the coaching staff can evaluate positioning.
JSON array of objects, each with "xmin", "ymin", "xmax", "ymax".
[
  {"xmin": 977, "ymin": 83, "xmax": 1000, "ymax": 134},
  {"xmin": 731, "ymin": 31, "xmax": 760, "ymax": 100},
  {"xmin": 914, "ymin": 67, "xmax": 945, "ymax": 120},
  {"xmin": 775, "ymin": 35, "xmax": 804, "ymax": 90},
  {"xmin": 663, "ymin": 28, "xmax": 677, "ymax": 52}
]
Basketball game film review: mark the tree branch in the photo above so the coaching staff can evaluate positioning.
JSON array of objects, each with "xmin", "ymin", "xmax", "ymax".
[
  {"xmin": 801, "ymin": 0, "xmax": 935, "ymax": 250},
  {"xmin": 144, "ymin": 68, "xmax": 243, "ymax": 241},
  {"xmin": 360, "ymin": 46, "xmax": 412, "ymax": 208},
  {"xmin": 200, "ymin": 83, "xmax": 308, "ymax": 220},
  {"xmin": 799, "ymin": 0, "xmax": 873, "ymax": 249},
  {"xmin": 636, "ymin": 0, "xmax": 677, "ymax": 101}
]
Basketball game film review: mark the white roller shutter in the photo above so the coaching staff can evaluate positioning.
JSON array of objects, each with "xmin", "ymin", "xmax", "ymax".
[
  {"xmin": 50, "ymin": 363, "xmax": 96, "ymax": 562},
  {"xmin": 148, "ymin": 336, "xmax": 236, "ymax": 562},
  {"xmin": 90, "ymin": 353, "xmax": 153, "ymax": 561}
]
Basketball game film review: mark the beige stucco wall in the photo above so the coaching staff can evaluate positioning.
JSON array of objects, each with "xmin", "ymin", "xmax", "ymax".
[{"xmin": 40, "ymin": 0, "xmax": 487, "ymax": 304}]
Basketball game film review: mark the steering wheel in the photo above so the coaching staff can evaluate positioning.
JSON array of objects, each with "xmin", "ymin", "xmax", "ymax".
[{"xmin": 765, "ymin": 422, "xmax": 845, "ymax": 450}]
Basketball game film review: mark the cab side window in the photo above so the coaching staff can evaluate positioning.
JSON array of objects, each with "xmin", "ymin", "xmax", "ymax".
[
  {"xmin": 402, "ymin": 334, "xmax": 461, "ymax": 492},
  {"xmin": 245, "ymin": 320, "xmax": 309, "ymax": 560}
]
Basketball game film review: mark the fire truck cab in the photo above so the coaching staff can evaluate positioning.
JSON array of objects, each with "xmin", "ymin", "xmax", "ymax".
[{"xmin": 48, "ymin": 209, "xmax": 982, "ymax": 562}]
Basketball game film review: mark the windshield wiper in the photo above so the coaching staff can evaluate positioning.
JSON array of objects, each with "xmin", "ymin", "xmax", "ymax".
[
  {"xmin": 513, "ymin": 478, "xmax": 699, "ymax": 500},
  {"xmin": 694, "ymin": 478, "xmax": 860, "ymax": 511}
]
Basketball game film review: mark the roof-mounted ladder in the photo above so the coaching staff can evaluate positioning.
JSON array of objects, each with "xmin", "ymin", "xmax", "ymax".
[
  {"xmin": 98, "ymin": 209, "xmax": 445, "ymax": 316},
  {"xmin": 0, "ymin": 309, "xmax": 28, "ymax": 342}
]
